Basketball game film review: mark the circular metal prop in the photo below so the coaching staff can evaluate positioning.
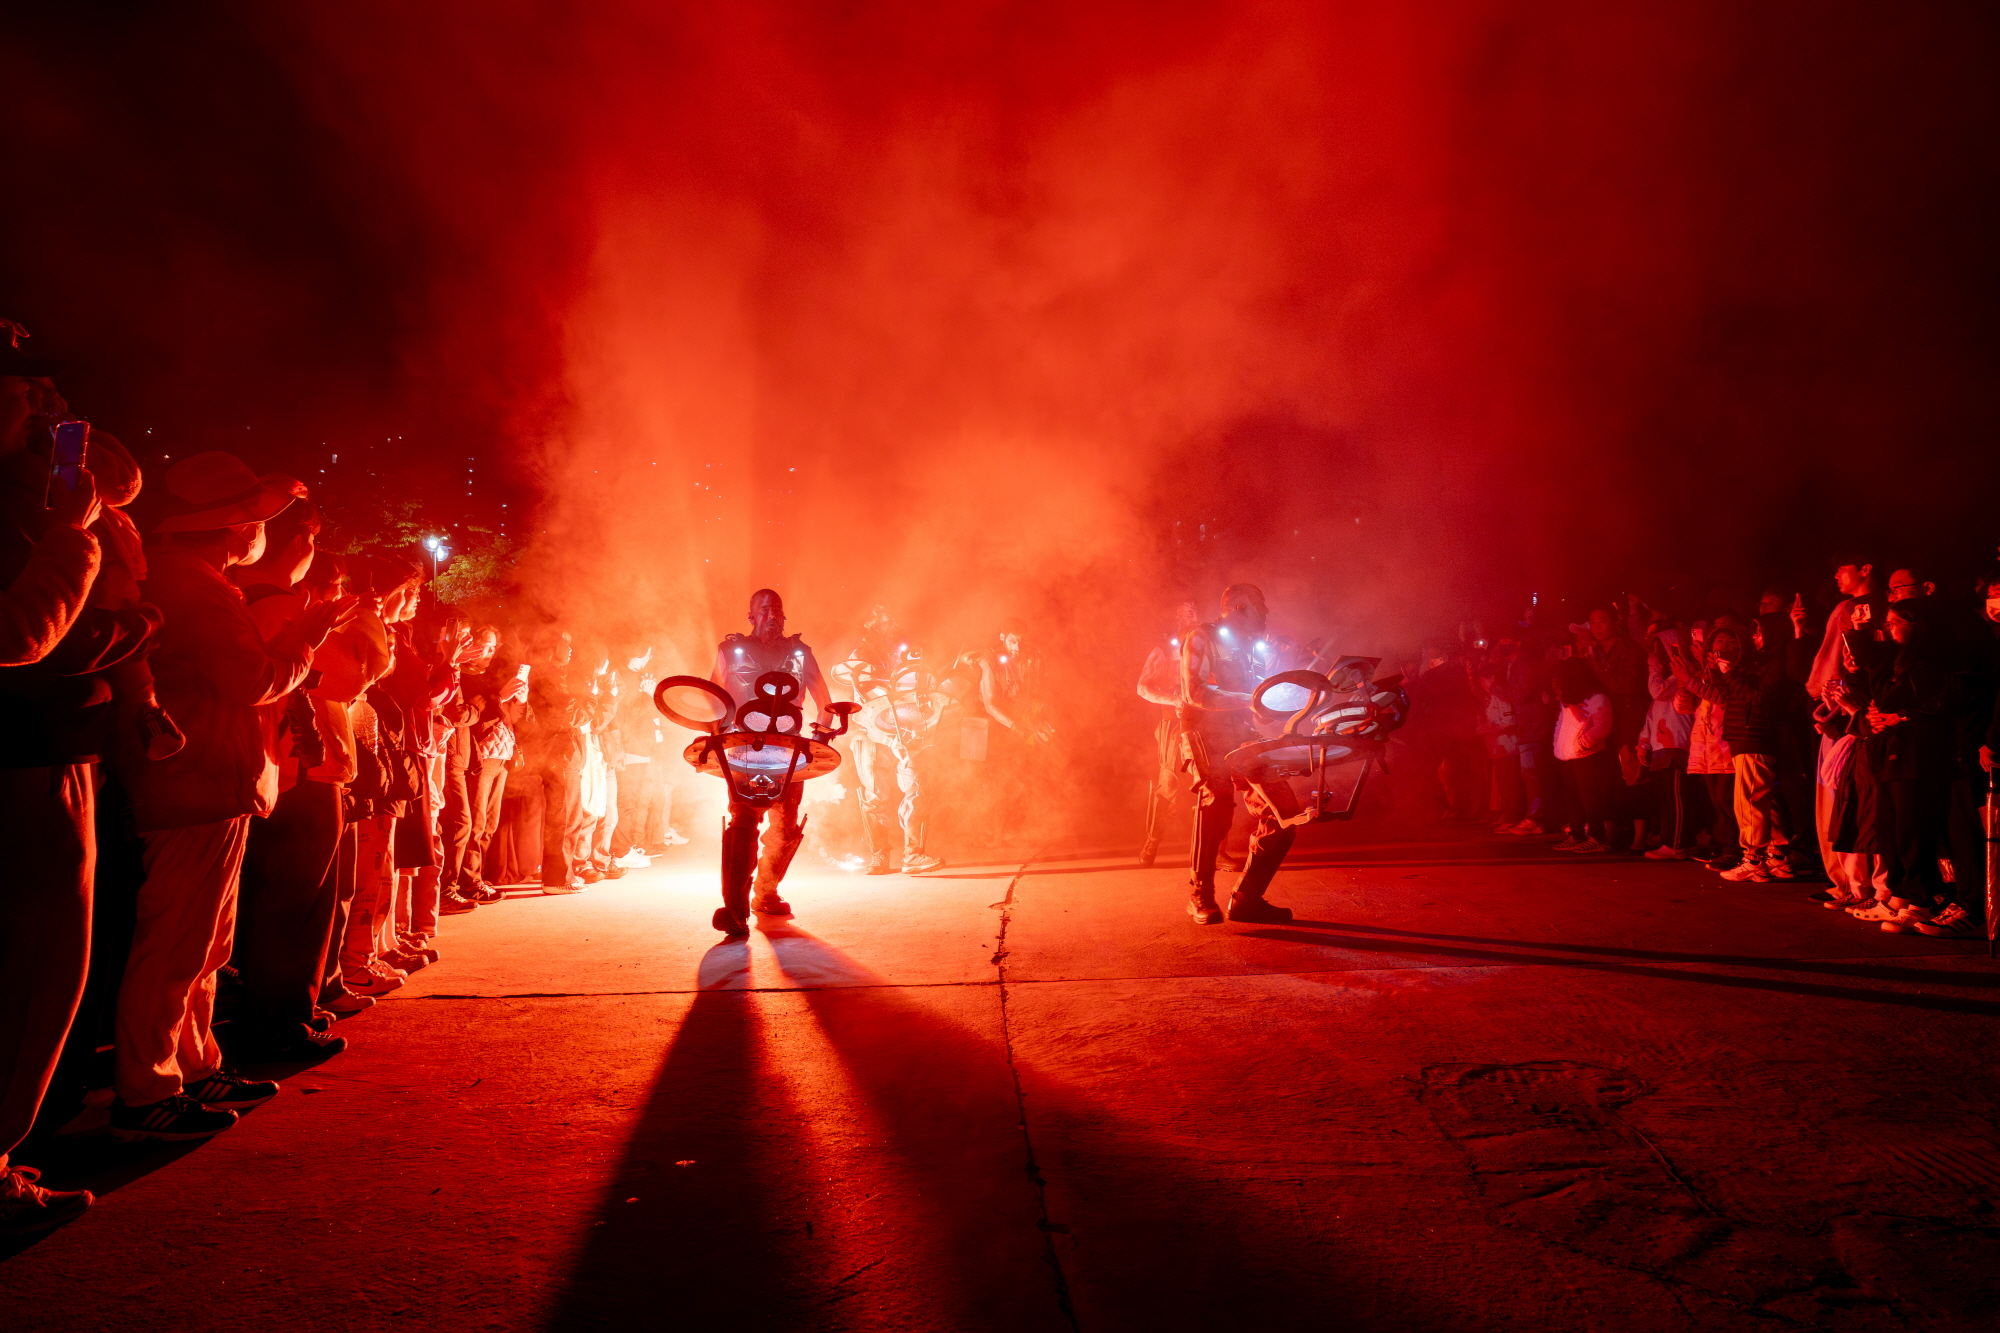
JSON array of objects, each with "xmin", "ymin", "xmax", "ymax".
[
  {"xmin": 684, "ymin": 733, "xmax": 841, "ymax": 804},
  {"xmin": 654, "ymin": 675, "xmax": 735, "ymax": 734},
  {"xmin": 857, "ymin": 691, "xmax": 948, "ymax": 744},
  {"xmin": 1252, "ymin": 670, "xmax": 1332, "ymax": 726},
  {"xmin": 754, "ymin": 671, "xmax": 802, "ymax": 703},
  {"xmin": 1223, "ymin": 733, "xmax": 1358, "ymax": 779}
]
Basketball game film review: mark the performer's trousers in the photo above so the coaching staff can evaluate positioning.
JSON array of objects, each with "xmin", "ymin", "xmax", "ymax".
[
  {"xmin": 0, "ymin": 764, "xmax": 93, "ymax": 1171},
  {"xmin": 114, "ymin": 815, "xmax": 250, "ymax": 1107},
  {"xmin": 853, "ymin": 732, "xmax": 926, "ymax": 862},
  {"xmin": 234, "ymin": 778, "xmax": 342, "ymax": 1045},
  {"xmin": 1142, "ymin": 711, "xmax": 1180, "ymax": 855},
  {"xmin": 1186, "ymin": 719, "xmax": 1299, "ymax": 899},
  {"xmin": 722, "ymin": 786, "xmax": 805, "ymax": 914}
]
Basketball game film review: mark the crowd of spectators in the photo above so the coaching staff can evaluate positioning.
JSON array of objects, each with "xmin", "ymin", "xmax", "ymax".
[
  {"xmin": 5, "ymin": 316, "xmax": 1995, "ymax": 1239},
  {"xmin": 0, "ymin": 329, "xmax": 692, "ymax": 1235},
  {"xmin": 1402, "ymin": 564, "xmax": 1999, "ymax": 942}
]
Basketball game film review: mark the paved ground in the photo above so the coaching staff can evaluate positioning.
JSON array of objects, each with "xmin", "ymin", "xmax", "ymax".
[{"xmin": 4, "ymin": 826, "xmax": 1998, "ymax": 1332}]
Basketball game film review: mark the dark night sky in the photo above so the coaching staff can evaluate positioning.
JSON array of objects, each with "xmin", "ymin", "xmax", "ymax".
[{"xmin": 2, "ymin": 1, "xmax": 1996, "ymax": 643}]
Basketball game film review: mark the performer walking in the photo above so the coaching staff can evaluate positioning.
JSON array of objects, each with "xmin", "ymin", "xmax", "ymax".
[
  {"xmin": 831, "ymin": 606, "xmax": 945, "ymax": 875},
  {"xmin": 710, "ymin": 588, "xmax": 832, "ymax": 930},
  {"xmin": 1137, "ymin": 602, "xmax": 1198, "ymax": 866},
  {"xmin": 1181, "ymin": 583, "xmax": 1300, "ymax": 925}
]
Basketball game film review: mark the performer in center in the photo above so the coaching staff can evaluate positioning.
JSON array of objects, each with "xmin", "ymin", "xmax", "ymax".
[
  {"xmin": 1180, "ymin": 583, "xmax": 1301, "ymax": 925},
  {"xmin": 711, "ymin": 587, "xmax": 832, "ymax": 930}
]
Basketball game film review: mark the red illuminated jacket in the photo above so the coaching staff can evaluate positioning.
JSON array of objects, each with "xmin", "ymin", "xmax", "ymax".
[{"xmin": 117, "ymin": 544, "xmax": 315, "ymax": 831}]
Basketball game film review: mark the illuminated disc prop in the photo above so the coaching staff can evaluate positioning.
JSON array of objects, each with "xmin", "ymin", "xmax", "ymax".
[
  {"xmin": 1251, "ymin": 670, "xmax": 1332, "ymax": 727},
  {"xmin": 857, "ymin": 691, "xmax": 948, "ymax": 744},
  {"xmin": 655, "ymin": 675, "xmax": 735, "ymax": 734}
]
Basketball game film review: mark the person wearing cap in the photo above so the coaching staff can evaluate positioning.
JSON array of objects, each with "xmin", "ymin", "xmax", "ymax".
[
  {"xmin": 107, "ymin": 451, "xmax": 357, "ymax": 1144},
  {"xmin": 0, "ymin": 326, "xmax": 160, "ymax": 1234}
]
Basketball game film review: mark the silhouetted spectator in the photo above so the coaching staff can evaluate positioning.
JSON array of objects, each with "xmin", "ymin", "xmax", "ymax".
[{"xmin": 110, "ymin": 452, "xmax": 352, "ymax": 1143}]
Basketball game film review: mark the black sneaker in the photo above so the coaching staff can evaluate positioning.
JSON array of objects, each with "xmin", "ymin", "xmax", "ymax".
[
  {"xmin": 439, "ymin": 891, "xmax": 478, "ymax": 915},
  {"xmin": 0, "ymin": 1166, "xmax": 92, "ymax": 1235},
  {"xmin": 109, "ymin": 1094, "xmax": 239, "ymax": 1142},
  {"xmin": 234, "ymin": 1026, "xmax": 347, "ymax": 1063},
  {"xmin": 183, "ymin": 1071, "xmax": 280, "ymax": 1110}
]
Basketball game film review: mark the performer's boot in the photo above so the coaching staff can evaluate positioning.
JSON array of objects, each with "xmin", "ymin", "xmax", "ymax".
[
  {"xmin": 1225, "ymin": 888, "xmax": 1292, "ymax": 924},
  {"xmin": 1139, "ymin": 837, "xmax": 1159, "ymax": 868},
  {"xmin": 751, "ymin": 887, "xmax": 792, "ymax": 917},
  {"xmin": 1187, "ymin": 886, "xmax": 1223, "ymax": 925},
  {"xmin": 715, "ymin": 814, "xmax": 756, "ymax": 937}
]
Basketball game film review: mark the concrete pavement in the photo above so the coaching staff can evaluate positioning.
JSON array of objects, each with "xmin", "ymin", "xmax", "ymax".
[{"xmin": 3, "ymin": 827, "xmax": 1997, "ymax": 1331}]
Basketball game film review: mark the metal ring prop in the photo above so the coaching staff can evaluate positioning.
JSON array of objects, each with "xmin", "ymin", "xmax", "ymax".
[
  {"xmin": 1252, "ymin": 670, "xmax": 1332, "ymax": 732},
  {"xmin": 738, "ymin": 670, "xmax": 804, "ymax": 736},
  {"xmin": 654, "ymin": 675, "xmax": 736, "ymax": 734}
]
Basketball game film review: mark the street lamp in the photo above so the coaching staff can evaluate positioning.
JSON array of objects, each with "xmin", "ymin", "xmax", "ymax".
[{"xmin": 423, "ymin": 534, "xmax": 451, "ymax": 581}]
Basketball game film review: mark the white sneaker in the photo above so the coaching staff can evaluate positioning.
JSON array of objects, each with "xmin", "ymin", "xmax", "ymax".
[
  {"xmin": 344, "ymin": 969, "xmax": 403, "ymax": 997},
  {"xmin": 1643, "ymin": 845, "xmax": 1688, "ymax": 861},
  {"xmin": 613, "ymin": 850, "xmax": 652, "ymax": 869},
  {"xmin": 660, "ymin": 830, "xmax": 691, "ymax": 847},
  {"xmin": 1720, "ymin": 859, "xmax": 1768, "ymax": 882}
]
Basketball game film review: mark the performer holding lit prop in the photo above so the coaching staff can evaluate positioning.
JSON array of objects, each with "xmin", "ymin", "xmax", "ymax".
[
  {"xmin": 651, "ymin": 589, "xmax": 857, "ymax": 936},
  {"xmin": 1180, "ymin": 583, "xmax": 1409, "ymax": 925}
]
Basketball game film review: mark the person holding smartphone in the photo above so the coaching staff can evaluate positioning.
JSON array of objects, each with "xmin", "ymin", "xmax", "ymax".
[{"xmin": 0, "ymin": 328, "xmax": 161, "ymax": 1233}]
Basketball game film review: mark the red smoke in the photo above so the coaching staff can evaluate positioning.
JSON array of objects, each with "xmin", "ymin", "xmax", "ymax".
[{"xmin": 5, "ymin": 1, "xmax": 1994, "ymax": 650}]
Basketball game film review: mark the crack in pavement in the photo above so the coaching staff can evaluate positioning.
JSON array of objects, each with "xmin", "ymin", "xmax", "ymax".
[{"xmin": 992, "ymin": 852, "xmax": 1082, "ymax": 1333}]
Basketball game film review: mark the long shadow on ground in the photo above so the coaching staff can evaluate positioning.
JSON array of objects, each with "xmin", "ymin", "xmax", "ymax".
[{"xmin": 543, "ymin": 926, "xmax": 1381, "ymax": 1331}]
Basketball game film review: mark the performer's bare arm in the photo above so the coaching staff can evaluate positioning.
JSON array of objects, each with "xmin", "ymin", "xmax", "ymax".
[
  {"xmin": 1136, "ymin": 645, "xmax": 1180, "ymax": 706},
  {"xmin": 1182, "ymin": 625, "xmax": 1252, "ymax": 711}
]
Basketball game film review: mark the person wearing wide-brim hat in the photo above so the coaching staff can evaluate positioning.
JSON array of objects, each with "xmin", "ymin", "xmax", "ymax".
[
  {"xmin": 108, "ymin": 451, "xmax": 358, "ymax": 1146},
  {"xmin": 148, "ymin": 450, "xmax": 299, "ymax": 535}
]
